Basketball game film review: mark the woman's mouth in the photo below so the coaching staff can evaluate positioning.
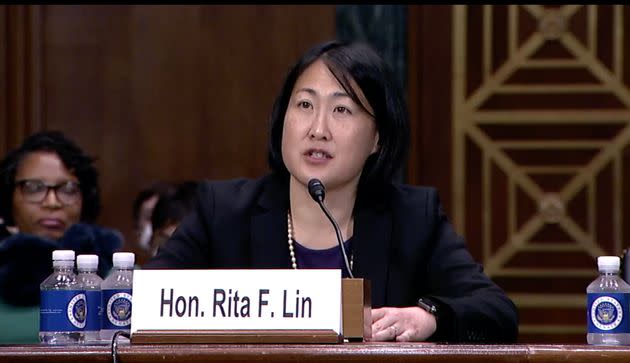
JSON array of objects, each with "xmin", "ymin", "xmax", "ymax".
[
  {"xmin": 38, "ymin": 218, "xmax": 65, "ymax": 229},
  {"xmin": 305, "ymin": 149, "xmax": 332, "ymax": 160}
]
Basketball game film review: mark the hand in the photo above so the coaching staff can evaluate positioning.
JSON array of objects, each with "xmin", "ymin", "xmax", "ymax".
[{"xmin": 371, "ymin": 306, "xmax": 437, "ymax": 342}]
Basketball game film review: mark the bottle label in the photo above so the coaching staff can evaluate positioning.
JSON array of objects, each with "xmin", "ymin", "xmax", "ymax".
[
  {"xmin": 102, "ymin": 289, "xmax": 132, "ymax": 329},
  {"xmin": 40, "ymin": 290, "xmax": 86, "ymax": 332},
  {"xmin": 85, "ymin": 290, "xmax": 102, "ymax": 331},
  {"xmin": 588, "ymin": 293, "xmax": 630, "ymax": 333}
]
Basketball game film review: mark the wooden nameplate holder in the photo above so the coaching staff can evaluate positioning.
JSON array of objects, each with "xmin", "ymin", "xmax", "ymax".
[
  {"xmin": 341, "ymin": 278, "xmax": 371, "ymax": 342},
  {"xmin": 131, "ymin": 278, "xmax": 371, "ymax": 344}
]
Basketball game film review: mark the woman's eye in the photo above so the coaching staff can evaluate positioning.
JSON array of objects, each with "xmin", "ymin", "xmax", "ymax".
[
  {"xmin": 60, "ymin": 183, "xmax": 80, "ymax": 194},
  {"xmin": 335, "ymin": 106, "xmax": 351, "ymax": 114},
  {"xmin": 298, "ymin": 101, "xmax": 311, "ymax": 109},
  {"xmin": 24, "ymin": 182, "xmax": 44, "ymax": 193}
]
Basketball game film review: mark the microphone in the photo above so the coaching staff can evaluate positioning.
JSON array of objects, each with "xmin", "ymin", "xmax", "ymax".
[
  {"xmin": 307, "ymin": 179, "xmax": 325, "ymax": 202},
  {"xmin": 307, "ymin": 178, "xmax": 354, "ymax": 278}
]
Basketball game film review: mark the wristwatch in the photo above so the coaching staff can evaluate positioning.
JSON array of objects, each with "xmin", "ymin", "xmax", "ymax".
[{"xmin": 417, "ymin": 297, "xmax": 439, "ymax": 321}]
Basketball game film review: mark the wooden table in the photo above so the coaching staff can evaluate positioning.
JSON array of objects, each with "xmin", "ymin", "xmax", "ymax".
[{"xmin": 2, "ymin": 343, "xmax": 630, "ymax": 363}]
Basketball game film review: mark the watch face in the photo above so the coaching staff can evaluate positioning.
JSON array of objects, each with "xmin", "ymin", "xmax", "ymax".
[{"xmin": 418, "ymin": 298, "xmax": 437, "ymax": 314}]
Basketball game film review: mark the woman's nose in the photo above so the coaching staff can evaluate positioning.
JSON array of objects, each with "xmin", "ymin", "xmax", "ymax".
[
  {"xmin": 41, "ymin": 188, "xmax": 63, "ymax": 208},
  {"xmin": 308, "ymin": 111, "xmax": 331, "ymax": 140}
]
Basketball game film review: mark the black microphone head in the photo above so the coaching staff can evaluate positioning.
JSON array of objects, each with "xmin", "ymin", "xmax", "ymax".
[{"xmin": 307, "ymin": 178, "xmax": 326, "ymax": 202}]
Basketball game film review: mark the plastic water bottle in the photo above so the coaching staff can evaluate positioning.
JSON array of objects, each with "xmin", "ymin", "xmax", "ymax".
[
  {"xmin": 77, "ymin": 254, "xmax": 103, "ymax": 344},
  {"xmin": 39, "ymin": 250, "xmax": 85, "ymax": 344},
  {"xmin": 587, "ymin": 255, "xmax": 630, "ymax": 345},
  {"xmin": 100, "ymin": 252, "xmax": 134, "ymax": 342}
]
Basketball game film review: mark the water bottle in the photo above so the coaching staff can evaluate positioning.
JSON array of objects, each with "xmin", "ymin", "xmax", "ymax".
[
  {"xmin": 77, "ymin": 254, "xmax": 103, "ymax": 344},
  {"xmin": 39, "ymin": 250, "xmax": 85, "ymax": 344},
  {"xmin": 100, "ymin": 252, "xmax": 134, "ymax": 342},
  {"xmin": 587, "ymin": 255, "xmax": 630, "ymax": 345}
]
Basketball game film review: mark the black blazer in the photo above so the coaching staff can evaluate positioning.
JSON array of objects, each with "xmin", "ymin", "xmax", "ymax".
[{"xmin": 146, "ymin": 174, "xmax": 519, "ymax": 343}]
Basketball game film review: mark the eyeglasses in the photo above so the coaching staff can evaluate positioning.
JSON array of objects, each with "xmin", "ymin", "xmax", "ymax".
[{"xmin": 15, "ymin": 179, "xmax": 81, "ymax": 205}]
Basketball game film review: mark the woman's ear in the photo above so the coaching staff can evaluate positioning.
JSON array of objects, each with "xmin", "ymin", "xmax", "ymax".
[{"xmin": 371, "ymin": 133, "xmax": 380, "ymax": 154}]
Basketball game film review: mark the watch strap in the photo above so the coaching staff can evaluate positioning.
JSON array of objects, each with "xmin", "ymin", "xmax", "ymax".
[{"xmin": 417, "ymin": 297, "xmax": 439, "ymax": 318}]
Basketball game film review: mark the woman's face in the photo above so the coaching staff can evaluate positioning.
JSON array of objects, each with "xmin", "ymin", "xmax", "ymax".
[
  {"xmin": 281, "ymin": 59, "xmax": 379, "ymax": 192},
  {"xmin": 135, "ymin": 194, "xmax": 159, "ymax": 250},
  {"xmin": 11, "ymin": 151, "xmax": 83, "ymax": 240}
]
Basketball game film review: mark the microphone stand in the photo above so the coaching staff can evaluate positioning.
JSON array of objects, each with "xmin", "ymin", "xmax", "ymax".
[
  {"xmin": 307, "ymin": 179, "xmax": 354, "ymax": 278},
  {"xmin": 307, "ymin": 179, "xmax": 371, "ymax": 341},
  {"xmin": 315, "ymin": 200, "xmax": 354, "ymax": 279}
]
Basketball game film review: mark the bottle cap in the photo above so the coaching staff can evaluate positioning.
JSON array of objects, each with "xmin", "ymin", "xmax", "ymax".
[
  {"xmin": 77, "ymin": 254, "xmax": 99, "ymax": 270},
  {"xmin": 598, "ymin": 256, "xmax": 620, "ymax": 272},
  {"xmin": 52, "ymin": 250, "xmax": 75, "ymax": 261},
  {"xmin": 113, "ymin": 252, "xmax": 135, "ymax": 268}
]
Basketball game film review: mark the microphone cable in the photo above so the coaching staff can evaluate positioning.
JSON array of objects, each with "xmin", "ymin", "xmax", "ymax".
[{"xmin": 307, "ymin": 179, "xmax": 354, "ymax": 278}]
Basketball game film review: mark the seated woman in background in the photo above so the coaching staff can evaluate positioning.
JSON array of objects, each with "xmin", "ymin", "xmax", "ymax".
[
  {"xmin": 148, "ymin": 180, "xmax": 199, "ymax": 258},
  {"xmin": 131, "ymin": 181, "xmax": 176, "ymax": 263},
  {"xmin": 0, "ymin": 130, "xmax": 123, "ymax": 343}
]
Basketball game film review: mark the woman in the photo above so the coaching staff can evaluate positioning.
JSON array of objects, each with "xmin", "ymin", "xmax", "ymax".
[
  {"xmin": 148, "ymin": 181, "xmax": 199, "ymax": 258},
  {"xmin": 146, "ymin": 40, "xmax": 519, "ymax": 343},
  {"xmin": 131, "ymin": 180, "xmax": 176, "ymax": 263},
  {"xmin": 0, "ymin": 130, "xmax": 123, "ymax": 343}
]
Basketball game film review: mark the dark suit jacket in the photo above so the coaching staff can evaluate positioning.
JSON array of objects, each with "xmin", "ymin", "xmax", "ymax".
[{"xmin": 145, "ymin": 174, "xmax": 519, "ymax": 343}]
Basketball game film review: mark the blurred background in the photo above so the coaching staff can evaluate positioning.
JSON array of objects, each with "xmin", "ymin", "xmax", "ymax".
[{"xmin": 3, "ymin": 4, "xmax": 630, "ymax": 344}]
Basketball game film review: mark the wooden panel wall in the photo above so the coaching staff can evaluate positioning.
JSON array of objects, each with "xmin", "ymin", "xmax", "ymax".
[
  {"xmin": 0, "ymin": 5, "xmax": 43, "ymax": 152},
  {"xmin": 1, "ymin": 5, "xmax": 336, "ymax": 264},
  {"xmin": 409, "ymin": 5, "xmax": 630, "ymax": 344},
  {"xmin": 406, "ymin": 5, "xmax": 453, "ymax": 213}
]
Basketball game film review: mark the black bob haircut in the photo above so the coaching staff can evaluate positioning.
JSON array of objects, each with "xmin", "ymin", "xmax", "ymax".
[
  {"xmin": 0, "ymin": 130, "xmax": 101, "ymax": 225},
  {"xmin": 267, "ymin": 40, "xmax": 409, "ymax": 192}
]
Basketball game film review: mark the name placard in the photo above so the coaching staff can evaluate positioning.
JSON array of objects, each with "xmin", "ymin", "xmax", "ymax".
[{"xmin": 131, "ymin": 269, "xmax": 342, "ymax": 335}]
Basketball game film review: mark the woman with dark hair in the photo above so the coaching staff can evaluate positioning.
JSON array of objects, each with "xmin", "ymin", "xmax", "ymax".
[
  {"xmin": 131, "ymin": 181, "xmax": 176, "ymax": 256},
  {"xmin": 146, "ymin": 40, "xmax": 518, "ymax": 343},
  {"xmin": 148, "ymin": 181, "xmax": 199, "ymax": 258},
  {"xmin": 0, "ymin": 130, "xmax": 123, "ymax": 343}
]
